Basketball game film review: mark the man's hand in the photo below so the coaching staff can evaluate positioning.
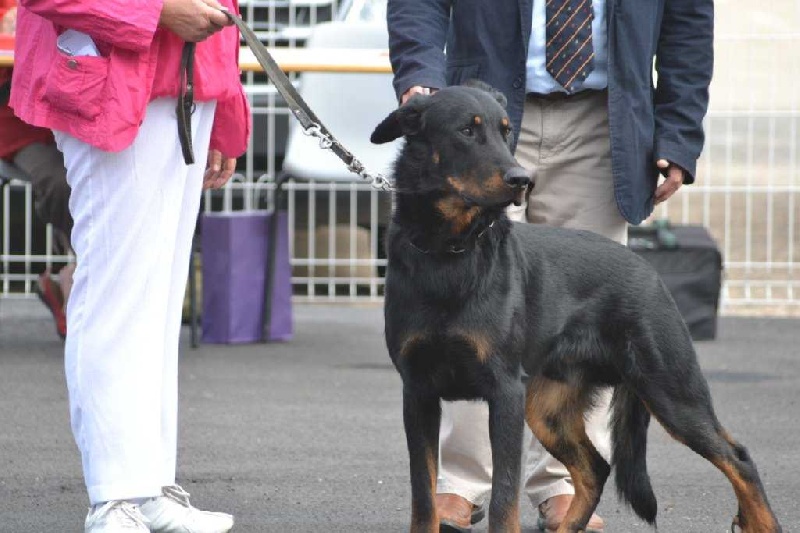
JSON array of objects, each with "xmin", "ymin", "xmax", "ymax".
[
  {"xmin": 654, "ymin": 159, "xmax": 684, "ymax": 205},
  {"xmin": 401, "ymin": 86, "xmax": 435, "ymax": 105},
  {"xmin": 159, "ymin": 0, "xmax": 231, "ymax": 42},
  {"xmin": 203, "ymin": 150, "xmax": 237, "ymax": 190}
]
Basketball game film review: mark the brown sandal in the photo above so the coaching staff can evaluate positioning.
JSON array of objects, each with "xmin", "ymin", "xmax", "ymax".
[{"xmin": 34, "ymin": 272, "xmax": 66, "ymax": 339}]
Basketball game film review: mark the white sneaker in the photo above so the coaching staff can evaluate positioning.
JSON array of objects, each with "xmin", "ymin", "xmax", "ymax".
[
  {"xmin": 85, "ymin": 501, "xmax": 150, "ymax": 532},
  {"xmin": 140, "ymin": 485, "xmax": 234, "ymax": 533}
]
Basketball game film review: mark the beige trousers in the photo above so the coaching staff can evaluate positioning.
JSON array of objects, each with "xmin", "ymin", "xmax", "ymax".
[{"xmin": 438, "ymin": 90, "xmax": 628, "ymax": 507}]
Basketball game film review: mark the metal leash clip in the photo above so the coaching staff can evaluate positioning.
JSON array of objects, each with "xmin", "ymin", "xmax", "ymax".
[
  {"xmin": 302, "ymin": 122, "xmax": 394, "ymax": 191},
  {"xmin": 302, "ymin": 123, "xmax": 334, "ymax": 150}
]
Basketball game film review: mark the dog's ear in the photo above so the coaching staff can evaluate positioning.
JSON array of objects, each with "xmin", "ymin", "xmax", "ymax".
[
  {"xmin": 463, "ymin": 79, "xmax": 508, "ymax": 109},
  {"xmin": 370, "ymin": 95, "xmax": 428, "ymax": 144}
]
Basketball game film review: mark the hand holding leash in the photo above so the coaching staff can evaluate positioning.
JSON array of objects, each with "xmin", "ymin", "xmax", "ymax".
[{"xmin": 160, "ymin": 0, "xmax": 231, "ymax": 42}]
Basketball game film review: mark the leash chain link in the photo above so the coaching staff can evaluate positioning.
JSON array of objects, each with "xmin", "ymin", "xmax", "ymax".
[{"xmin": 302, "ymin": 123, "xmax": 394, "ymax": 192}]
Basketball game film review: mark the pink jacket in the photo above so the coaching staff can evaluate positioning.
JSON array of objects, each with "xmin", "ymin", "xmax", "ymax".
[{"xmin": 10, "ymin": 0, "xmax": 251, "ymax": 158}]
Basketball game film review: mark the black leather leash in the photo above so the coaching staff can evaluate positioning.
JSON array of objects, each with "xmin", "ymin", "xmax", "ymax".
[
  {"xmin": 176, "ymin": 11, "xmax": 392, "ymax": 191},
  {"xmin": 177, "ymin": 42, "xmax": 196, "ymax": 165}
]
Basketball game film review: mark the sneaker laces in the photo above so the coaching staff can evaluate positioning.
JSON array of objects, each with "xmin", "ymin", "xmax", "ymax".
[
  {"xmin": 95, "ymin": 501, "xmax": 148, "ymax": 528},
  {"xmin": 119, "ymin": 503, "xmax": 148, "ymax": 527},
  {"xmin": 142, "ymin": 484, "xmax": 233, "ymax": 532},
  {"xmin": 161, "ymin": 484, "xmax": 194, "ymax": 509}
]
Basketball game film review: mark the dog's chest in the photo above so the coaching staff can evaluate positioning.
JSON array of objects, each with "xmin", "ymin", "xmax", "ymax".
[
  {"xmin": 384, "ymin": 237, "xmax": 523, "ymax": 398},
  {"xmin": 391, "ymin": 324, "xmax": 508, "ymax": 400}
]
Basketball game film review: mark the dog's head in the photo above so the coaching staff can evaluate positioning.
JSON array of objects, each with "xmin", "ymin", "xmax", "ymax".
[{"xmin": 371, "ymin": 81, "xmax": 531, "ymax": 210}]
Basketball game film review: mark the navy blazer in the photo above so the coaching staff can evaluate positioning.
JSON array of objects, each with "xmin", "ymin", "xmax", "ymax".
[{"xmin": 387, "ymin": 0, "xmax": 714, "ymax": 224}]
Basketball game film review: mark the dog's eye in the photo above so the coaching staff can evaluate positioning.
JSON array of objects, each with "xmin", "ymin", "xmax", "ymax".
[{"xmin": 460, "ymin": 126, "xmax": 474, "ymax": 137}]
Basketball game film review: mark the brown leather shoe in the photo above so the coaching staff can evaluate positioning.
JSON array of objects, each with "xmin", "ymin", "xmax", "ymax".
[
  {"xmin": 537, "ymin": 494, "xmax": 604, "ymax": 532},
  {"xmin": 437, "ymin": 493, "xmax": 485, "ymax": 532}
]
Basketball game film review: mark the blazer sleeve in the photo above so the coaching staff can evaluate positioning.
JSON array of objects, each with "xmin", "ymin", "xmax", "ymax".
[
  {"xmin": 19, "ymin": 0, "xmax": 162, "ymax": 52},
  {"xmin": 653, "ymin": 0, "xmax": 714, "ymax": 184},
  {"xmin": 386, "ymin": 0, "xmax": 452, "ymax": 101}
]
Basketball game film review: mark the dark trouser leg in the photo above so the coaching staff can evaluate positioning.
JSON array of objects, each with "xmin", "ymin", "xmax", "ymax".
[{"xmin": 14, "ymin": 142, "xmax": 73, "ymax": 254}]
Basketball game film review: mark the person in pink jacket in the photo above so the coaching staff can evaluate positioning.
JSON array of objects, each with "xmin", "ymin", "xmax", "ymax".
[{"xmin": 11, "ymin": 0, "xmax": 251, "ymax": 531}]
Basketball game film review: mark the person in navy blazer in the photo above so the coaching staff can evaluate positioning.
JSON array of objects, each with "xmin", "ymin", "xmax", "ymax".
[
  {"xmin": 386, "ymin": 0, "xmax": 714, "ymax": 531},
  {"xmin": 389, "ymin": 0, "xmax": 713, "ymax": 225}
]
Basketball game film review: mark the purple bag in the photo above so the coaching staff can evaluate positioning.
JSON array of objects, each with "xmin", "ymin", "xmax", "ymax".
[{"xmin": 201, "ymin": 210, "xmax": 293, "ymax": 343}]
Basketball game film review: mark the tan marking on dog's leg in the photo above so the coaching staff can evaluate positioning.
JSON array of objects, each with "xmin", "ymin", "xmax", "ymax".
[
  {"xmin": 410, "ymin": 446, "xmax": 439, "ymax": 533},
  {"xmin": 432, "ymin": 151, "xmax": 440, "ymax": 165},
  {"xmin": 647, "ymin": 409, "xmax": 778, "ymax": 532},
  {"xmin": 427, "ymin": 448, "xmax": 439, "ymax": 531},
  {"xmin": 525, "ymin": 377, "xmax": 605, "ymax": 533},
  {"xmin": 711, "ymin": 448, "xmax": 780, "ymax": 532}
]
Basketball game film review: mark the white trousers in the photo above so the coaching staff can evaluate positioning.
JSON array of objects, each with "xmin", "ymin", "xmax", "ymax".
[
  {"xmin": 56, "ymin": 98, "xmax": 216, "ymax": 504},
  {"xmin": 438, "ymin": 91, "xmax": 628, "ymax": 507}
]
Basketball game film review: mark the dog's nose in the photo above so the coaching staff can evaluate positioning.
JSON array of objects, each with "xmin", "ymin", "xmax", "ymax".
[{"xmin": 503, "ymin": 167, "xmax": 531, "ymax": 188}]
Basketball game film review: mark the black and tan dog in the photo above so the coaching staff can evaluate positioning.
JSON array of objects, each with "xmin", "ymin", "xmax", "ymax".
[{"xmin": 371, "ymin": 81, "xmax": 781, "ymax": 533}]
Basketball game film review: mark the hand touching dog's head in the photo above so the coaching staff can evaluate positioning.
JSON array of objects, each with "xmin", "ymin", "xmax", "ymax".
[{"xmin": 372, "ymin": 81, "xmax": 531, "ymax": 208}]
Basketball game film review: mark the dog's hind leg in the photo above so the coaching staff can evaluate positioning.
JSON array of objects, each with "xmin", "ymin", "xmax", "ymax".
[
  {"xmin": 631, "ymin": 336, "xmax": 781, "ymax": 532},
  {"xmin": 712, "ymin": 430, "xmax": 783, "ymax": 533},
  {"xmin": 644, "ymin": 394, "xmax": 781, "ymax": 532},
  {"xmin": 486, "ymin": 379, "xmax": 526, "ymax": 533},
  {"xmin": 525, "ymin": 376, "xmax": 610, "ymax": 533},
  {"xmin": 403, "ymin": 390, "xmax": 441, "ymax": 533}
]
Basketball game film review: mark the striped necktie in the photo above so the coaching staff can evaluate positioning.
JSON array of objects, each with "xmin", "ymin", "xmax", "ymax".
[{"xmin": 545, "ymin": 0, "xmax": 595, "ymax": 93}]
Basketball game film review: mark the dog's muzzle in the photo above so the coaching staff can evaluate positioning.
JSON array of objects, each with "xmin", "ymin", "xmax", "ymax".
[{"xmin": 503, "ymin": 167, "xmax": 531, "ymax": 206}]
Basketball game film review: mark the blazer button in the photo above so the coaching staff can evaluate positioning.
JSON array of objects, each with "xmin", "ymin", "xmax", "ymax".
[
  {"xmin": 512, "ymin": 77, "xmax": 523, "ymax": 89},
  {"xmin": 66, "ymin": 59, "xmax": 79, "ymax": 70}
]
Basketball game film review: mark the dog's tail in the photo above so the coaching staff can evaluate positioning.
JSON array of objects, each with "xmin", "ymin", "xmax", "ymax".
[{"xmin": 610, "ymin": 386, "xmax": 658, "ymax": 525}]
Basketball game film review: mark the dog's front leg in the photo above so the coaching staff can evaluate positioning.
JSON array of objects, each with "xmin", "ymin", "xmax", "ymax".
[
  {"xmin": 487, "ymin": 380, "xmax": 525, "ymax": 533},
  {"xmin": 403, "ymin": 389, "xmax": 441, "ymax": 533}
]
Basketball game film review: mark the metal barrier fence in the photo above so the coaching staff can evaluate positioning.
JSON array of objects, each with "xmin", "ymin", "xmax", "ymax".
[
  {"xmin": 1, "ymin": 24, "xmax": 798, "ymax": 315},
  {"xmin": 654, "ymin": 32, "xmax": 799, "ymax": 315}
]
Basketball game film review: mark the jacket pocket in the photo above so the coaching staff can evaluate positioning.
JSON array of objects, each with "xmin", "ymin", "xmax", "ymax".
[
  {"xmin": 446, "ymin": 61, "xmax": 481, "ymax": 87},
  {"xmin": 43, "ymin": 52, "xmax": 110, "ymax": 121}
]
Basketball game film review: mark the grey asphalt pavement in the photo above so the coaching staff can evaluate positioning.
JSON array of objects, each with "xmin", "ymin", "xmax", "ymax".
[{"xmin": 0, "ymin": 300, "xmax": 798, "ymax": 532}]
